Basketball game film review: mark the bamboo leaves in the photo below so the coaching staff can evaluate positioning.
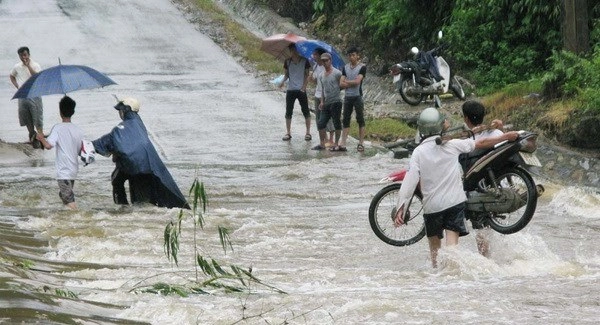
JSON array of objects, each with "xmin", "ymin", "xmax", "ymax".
[
  {"xmin": 156, "ymin": 177, "xmax": 285, "ymax": 296},
  {"xmin": 163, "ymin": 209, "xmax": 184, "ymax": 265}
]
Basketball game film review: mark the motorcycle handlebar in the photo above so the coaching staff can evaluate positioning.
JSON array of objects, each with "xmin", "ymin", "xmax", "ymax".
[{"xmin": 426, "ymin": 43, "xmax": 449, "ymax": 56}]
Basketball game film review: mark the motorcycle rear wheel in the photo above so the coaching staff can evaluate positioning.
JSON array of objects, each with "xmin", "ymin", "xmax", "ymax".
[
  {"xmin": 368, "ymin": 183, "xmax": 426, "ymax": 246},
  {"xmin": 487, "ymin": 167, "xmax": 538, "ymax": 234},
  {"xmin": 398, "ymin": 75, "xmax": 425, "ymax": 106}
]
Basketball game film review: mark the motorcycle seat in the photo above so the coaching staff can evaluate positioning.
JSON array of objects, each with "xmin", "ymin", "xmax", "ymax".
[{"xmin": 459, "ymin": 148, "xmax": 490, "ymax": 172}]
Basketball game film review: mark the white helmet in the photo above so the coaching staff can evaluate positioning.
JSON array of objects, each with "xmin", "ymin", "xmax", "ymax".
[{"xmin": 418, "ymin": 107, "xmax": 445, "ymax": 138}]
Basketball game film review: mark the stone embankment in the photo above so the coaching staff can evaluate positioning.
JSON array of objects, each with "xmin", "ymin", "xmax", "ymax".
[{"xmin": 185, "ymin": 0, "xmax": 600, "ymax": 189}]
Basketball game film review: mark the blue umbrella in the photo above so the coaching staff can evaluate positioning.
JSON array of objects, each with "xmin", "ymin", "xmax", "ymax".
[
  {"xmin": 12, "ymin": 63, "xmax": 117, "ymax": 99},
  {"xmin": 295, "ymin": 39, "xmax": 345, "ymax": 69}
]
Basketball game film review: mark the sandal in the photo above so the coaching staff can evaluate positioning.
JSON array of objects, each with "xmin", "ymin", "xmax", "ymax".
[
  {"xmin": 311, "ymin": 144, "xmax": 326, "ymax": 151},
  {"xmin": 357, "ymin": 144, "xmax": 365, "ymax": 152},
  {"xmin": 282, "ymin": 134, "xmax": 292, "ymax": 141},
  {"xmin": 305, "ymin": 134, "xmax": 312, "ymax": 141}
]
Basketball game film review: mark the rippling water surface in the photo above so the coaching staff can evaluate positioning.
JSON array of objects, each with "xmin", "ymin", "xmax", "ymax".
[{"xmin": 1, "ymin": 1, "xmax": 599, "ymax": 324}]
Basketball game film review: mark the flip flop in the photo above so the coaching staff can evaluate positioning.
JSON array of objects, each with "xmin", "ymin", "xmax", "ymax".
[
  {"xmin": 357, "ymin": 144, "xmax": 365, "ymax": 152},
  {"xmin": 282, "ymin": 134, "xmax": 292, "ymax": 141},
  {"xmin": 329, "ymin": 146, "xmax": 347, "ymax": 152},
  {"xmin": 305, "ymin": 134, "xmax": 312, "ymax": 141}
]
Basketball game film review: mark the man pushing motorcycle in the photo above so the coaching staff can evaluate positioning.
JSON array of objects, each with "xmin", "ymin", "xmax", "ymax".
[{"xmin": 394, "ymin": 107, "xmax": 518, "ymax": 268}]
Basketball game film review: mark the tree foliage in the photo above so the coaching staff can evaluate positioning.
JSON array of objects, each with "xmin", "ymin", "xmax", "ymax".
[
  {"xmin": 444, "ymin": 0, "xmax": 563, "ymax": 91},
  {"xmin": 308, "ymin": 0, "xmax": 599, "ymax": 92}
]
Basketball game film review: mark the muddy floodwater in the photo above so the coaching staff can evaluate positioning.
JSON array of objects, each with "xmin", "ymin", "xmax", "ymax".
[{"xmin": 0, "ymin": 0, "xmax": 599, "ymax": 324}]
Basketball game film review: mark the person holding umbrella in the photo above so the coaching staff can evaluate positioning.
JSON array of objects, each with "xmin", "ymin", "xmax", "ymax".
[
  {"xmin": 9, "ymin": 46, "xmax": 44, "ymax": 147},
  {"xmin": 279, "ymin": 44, "xmax": 312, "ymax": 142}
]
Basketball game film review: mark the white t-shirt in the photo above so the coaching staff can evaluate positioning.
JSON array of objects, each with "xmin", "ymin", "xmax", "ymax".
[
  {"xmin": 397, "ymin": 136, "xmax": 476, "ymax": 214},
  {"xmin": 46, "ymin": 122, "xmax": 85, "ymax": 180},
  {"xmin": 10, "ymin": 60, "xmax": 41, "ymax": 87},
  {"xmin": 475, "ymin": 128, "xmax": 504, "ymax": 140}
]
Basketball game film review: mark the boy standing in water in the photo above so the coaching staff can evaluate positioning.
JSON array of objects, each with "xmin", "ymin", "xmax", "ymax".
[
  {"xmin": 279, "ymin": 44, "xmax": 312, "ymax": 141},
  {"xmin": 339, "ymin": 46, "xmax": 367, "ymax": 152},
  {"xmin": 37, "ymin": 96, "xmax": 85, "ymax": 210}
]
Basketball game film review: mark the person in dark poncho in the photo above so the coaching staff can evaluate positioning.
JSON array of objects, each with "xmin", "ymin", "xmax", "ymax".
[{"xmin": 92, "ymin": 97, "xmax": 189, "ymax": 209}]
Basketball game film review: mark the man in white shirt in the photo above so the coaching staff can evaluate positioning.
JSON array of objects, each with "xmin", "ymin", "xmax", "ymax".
[
  {"xmin": 394, "ymin": 107, "xmax": 518, "ymax": 267},
  {"xmin": 10, "ymin": 46, "xmax": 44, "ymax": 146}
]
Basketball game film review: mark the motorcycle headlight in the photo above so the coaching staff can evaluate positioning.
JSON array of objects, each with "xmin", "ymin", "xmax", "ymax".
[
  {"xmin": 390, "ymin": 64, "xmax": 401, "ymax": 76},
  {"xmin": 519, "ymin": 134, "xmax": 538, "ymax": 153}
]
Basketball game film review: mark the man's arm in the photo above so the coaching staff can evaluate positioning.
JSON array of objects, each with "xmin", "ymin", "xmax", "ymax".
[
  {"xmin": 36, "ymin": 133, "xmax": 53, "ymax": 150},
  {"xmin": 474, "ymin": 131, "xmax": 519, "ymax": 149},
  {"xmin": 9, "ymin": 75, "xmax": 18, "ymax": 89},
  {"xmin": 302, "ymin": 66, "xmax": 309, "ymax": 92},
  {"xmin": 344, "ymin": 73, "xmax": 364, "ymax": 87}
]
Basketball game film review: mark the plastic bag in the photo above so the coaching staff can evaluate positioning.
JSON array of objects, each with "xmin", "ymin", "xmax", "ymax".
[{"xmin": 80, "ymin": 140, "xmax": 96, "ymax": 166}]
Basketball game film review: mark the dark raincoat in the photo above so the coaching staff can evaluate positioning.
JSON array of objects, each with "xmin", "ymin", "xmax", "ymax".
[{"xmin": 92, "ymin": 110, "xmax": 189, "ymax": 209}]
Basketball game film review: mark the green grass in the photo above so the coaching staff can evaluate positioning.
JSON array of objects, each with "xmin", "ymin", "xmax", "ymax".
[
  {"xmin": 349, "ymin": 117, "xmax": 416, "ymax": 142},
  {"xmin": 192, "ymin": 0, "xmax": 282, "ymax": 74}
]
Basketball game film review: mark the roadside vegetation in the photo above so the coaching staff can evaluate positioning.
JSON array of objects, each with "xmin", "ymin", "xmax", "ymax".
[{"xmin": 274, "ymin": 0, "xmax": 600, "ymax": 149}]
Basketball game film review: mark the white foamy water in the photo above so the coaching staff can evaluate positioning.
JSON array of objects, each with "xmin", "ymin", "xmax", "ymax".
[{"xmin": 1, "ymin": 1, "xmax": 599, "ymax": 324}]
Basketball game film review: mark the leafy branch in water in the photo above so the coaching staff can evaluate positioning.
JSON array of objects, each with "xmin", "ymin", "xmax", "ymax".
[{"xmin": 138, "ymin": 176, "xmax": 285, "ymax": 296}]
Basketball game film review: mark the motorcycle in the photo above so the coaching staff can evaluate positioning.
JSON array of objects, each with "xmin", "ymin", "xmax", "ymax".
[
  {"xmin": 390, "ymin": 31, "xmax": 466, "ymax": 106},
  {"xmin": 368, "ymin": 130, "xmax": 545, "ymax": 247}
]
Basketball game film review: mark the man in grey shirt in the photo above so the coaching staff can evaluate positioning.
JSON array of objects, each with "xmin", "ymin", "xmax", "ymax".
[
  {"xmin": 279, "ymin": 44, "xmax": 312, "ymax": 141},
  {"xmin": 339, "ymin": 46, "xmax": 367, "ymax": 152},
  {"xmin": 313, "ymin": 53, "xmax": 343, "ymax": 151}
]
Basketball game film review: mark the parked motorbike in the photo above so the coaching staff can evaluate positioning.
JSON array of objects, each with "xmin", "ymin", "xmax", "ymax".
[
  {"xmin": 390, "ymin": 31, "xmax": 466, "ymax": 106},
  {"xmin": 368, "ymin": 130, "xmax": 544, "ymax": 247}
]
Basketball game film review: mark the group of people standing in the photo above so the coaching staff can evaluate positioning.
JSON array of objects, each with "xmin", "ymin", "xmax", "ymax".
[{"xmin": 279, "ymin": 43, "xmax": 367, "ymax": 152}]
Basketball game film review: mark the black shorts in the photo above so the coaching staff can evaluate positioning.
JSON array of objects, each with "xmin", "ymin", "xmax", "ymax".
[{"xmin": 424, "ymin": 202, "xmax": 469, "ymax": 239}]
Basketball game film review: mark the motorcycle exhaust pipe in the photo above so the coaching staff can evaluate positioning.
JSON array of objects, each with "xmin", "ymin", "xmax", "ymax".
[{"xmin": 536, "ymin": 184, "xmax": 545, "ymax": 197}]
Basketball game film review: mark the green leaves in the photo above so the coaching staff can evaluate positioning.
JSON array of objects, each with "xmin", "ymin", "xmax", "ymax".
[
  {"xmin": 154, "ymin": 177, "xmax": 285, "ymax": 296},
  {"xmin": 163, "ymin": 220, "xmax": 180, "ymax": 265},
  {"xmin": 446, "ymin": 0, "xmax": 563, "ymax": 90}
]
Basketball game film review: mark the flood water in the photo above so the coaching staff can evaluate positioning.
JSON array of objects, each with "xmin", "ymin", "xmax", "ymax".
[{"xmin": 1, "ymin": 0, "xmax": 599, "ymax": 324}]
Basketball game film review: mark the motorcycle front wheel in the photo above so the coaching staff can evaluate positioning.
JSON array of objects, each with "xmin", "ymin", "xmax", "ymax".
[
  {"xmin": 450, "ymin": 76, "xmax": 466, "ymax": 100},
  {"xmin": 368, "ymin": 183, "xmax": 426, "ymax": 246},
  {"xmin": 488, "ymin": 167, "xmax": 538, "ymax": 234},
  {"xmin": 398, "ymin": 75, "xmax": 425, "ymax": 106}
]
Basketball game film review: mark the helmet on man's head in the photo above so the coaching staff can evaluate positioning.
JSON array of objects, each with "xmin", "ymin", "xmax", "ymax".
[
  {"xmin": 418, "ymin": 107, "xmax": 445, "ymax": 138},
  {"xmin": 114, "ymin": 97, "xmax": 140, "ymax": 112}
]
